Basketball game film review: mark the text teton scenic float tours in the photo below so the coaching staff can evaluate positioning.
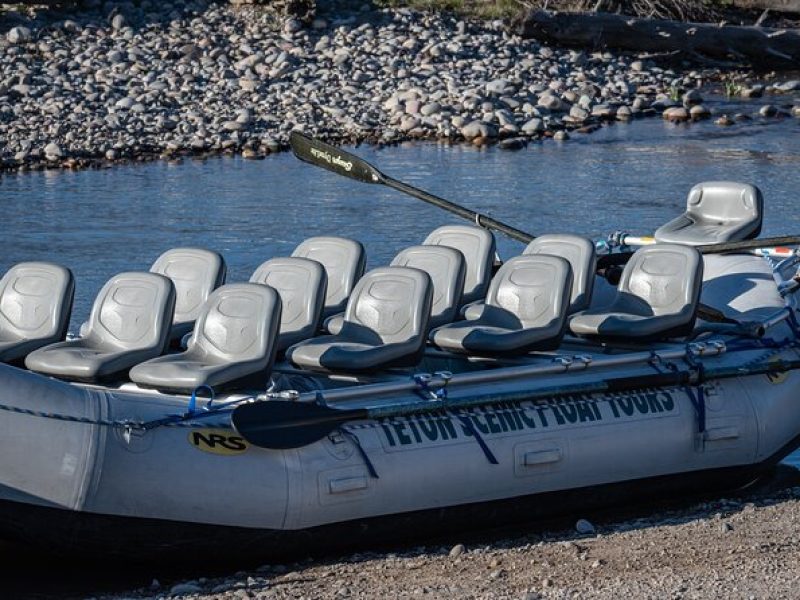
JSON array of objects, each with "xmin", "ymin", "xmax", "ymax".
[{"xmin": 379, "ymin": 389, "xmax": 685, "ymax": 448}]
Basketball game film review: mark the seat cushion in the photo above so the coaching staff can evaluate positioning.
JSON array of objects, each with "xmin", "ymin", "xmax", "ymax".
[
  {"xmin": 130, "ymin": 354, "xmax": 270, "ymax": 392},
  {"xmin": 25, "ymin": 340, "xmax": 147, "ymax": 382},
  {"xmin": 287, "ymin": 336, "xmax": 423, "ymax": 372}
]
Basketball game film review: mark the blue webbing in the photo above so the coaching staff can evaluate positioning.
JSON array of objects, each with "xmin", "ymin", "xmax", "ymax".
[
  {"xmin": 339, "ymin": 427, "xmax": 379, "ymax": 479},
  {"xmin": 649, "ymin": 355, "xmax": 706, "ymax": 434},
  {"xmin": 413, "ymin": 374, "xmax": 499, "ymax": 465}
]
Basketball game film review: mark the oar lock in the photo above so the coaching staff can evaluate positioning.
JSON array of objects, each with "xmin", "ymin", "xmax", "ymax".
[
  {"xmin": 552, "ymin": 355, "xmax": 593, "ymax": 370},
  {"xmin": 413, "ymin": 371, "xmax": 453, "ymax": 400}
]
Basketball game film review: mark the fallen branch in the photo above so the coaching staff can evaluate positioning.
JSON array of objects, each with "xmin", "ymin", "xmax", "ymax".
[{"xmin": 515, "ymin": 10, "xmax": 800, "ymax": 69}]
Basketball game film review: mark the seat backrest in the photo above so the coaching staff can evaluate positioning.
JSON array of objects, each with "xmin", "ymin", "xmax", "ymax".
[
  {"xmin": 685, "ymin": 181, "xmax": 763, "ymax": 227},
  {"xmin": 0, "ymin": 262, "xmax": 74, "ymax": 343},
  {"xmin": 390, "ymin": 245, "xmax": 465, "ymax": 329},
  {"xmin": 618, "ymin": 244, "xmax": 703, "ymax": 317},
  {"xmin": 191, "ymin": 283, "xmax": 281, "ymax": 370},
  {"xmin": 423, "ymin": 225, "xmax": 495, "ymax": 305},
  {"xmin": 523, "ymin": 234, "xmax": 596, "ymax": 313},
  {"xmin": 486, "ymin": 255, "xmax": 572, "ymax": 329},
  {"xmin": 342, "ymin": 267, "xmax": 432, "ymax": 344},
  {"xmin": 250, "ymin": 257, "xmax": 327, "ymax": 347},
  {"xmin": 291, "ymin": 236, "xmax": 365, "ymax": 318},
  {"xmin": 85, "ymin": 272, "xmax": 176, "ymax": 352},
  {"xmin": 150, "ymin": 247, "xmax": 226, "ymax": 331}
]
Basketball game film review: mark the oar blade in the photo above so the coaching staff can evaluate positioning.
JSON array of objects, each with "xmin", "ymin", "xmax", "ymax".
[
  {"xmin": 232, "ymin": 400, "xmax": 368, "ymax": 450},
  {"xmin": 289, "ymin": 130, "xmax": 385, "ymax": 186}
]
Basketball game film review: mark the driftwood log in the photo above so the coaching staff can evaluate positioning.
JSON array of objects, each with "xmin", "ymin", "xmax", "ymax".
[{"xmin": 516, "ymin": 10, "xmax": 800, "ymax": 69}]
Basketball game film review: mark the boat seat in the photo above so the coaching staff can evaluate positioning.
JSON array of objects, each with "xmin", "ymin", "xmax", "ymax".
[
  {"xmin": 287, "ymin": 267, "xmax": 432, "ymax": 373},
  {"xmin": 130, "ymin": 283, "xmax": 281, "ymax": 393},
  {"xmin": 0, "ymin": 262, "xmax": 74, "ymax": 364},
  {"xmin": 524, "ymin": 234, "xmax": 596, "ymax": 313},
  {"xmin": 654, "ymin": 182, "xmax": 763, "ymax": 246},
  {"xmin": 150, "ymin": 247, "xmax": 226, "ymax": 344},
  {"xmin": 325, "ymin": 245, "xmax": 466, "ymax": 335},
  {"xmin": 430, "ymin": 255, "xmax": 572, "ymax": 355},
  {"xmin": 250, "ymin": 257, "xmax": 327, "ymax": 352},
  {"xmin": 292, "ymin": 236, "xmax": 365, "ymax": 319},
  {"xmin": 25, "ymin": 272, "xmax": 175, "ymax": 382},
  {"xmin": 423, "ymin": 225, "xmax": 495, "ymax": 305},
  {"xmin": 569, "ymin": 244, "xmax": 702, "ymax": 340}
]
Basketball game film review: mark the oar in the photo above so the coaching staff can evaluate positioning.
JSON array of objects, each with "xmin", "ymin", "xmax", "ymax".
[
  {"xmin": 597, "ymin": 235, "xmax": 800, "ymax": 270},
  {"xmin": 232, "ymin": 355, "xmax": 800, "ymax": 449},
  {"xmin": 290, "ymin": 131, "xmax": 800, "ymax": 264},
  {"xmin": 289, "ymin": 130, "xmax": 534, "ymax": 244}
]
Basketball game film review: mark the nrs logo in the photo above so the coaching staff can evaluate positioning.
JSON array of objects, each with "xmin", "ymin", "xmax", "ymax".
[{"xmin": 189, "ymin": 429, "xmax": 249, "ymax": 455}]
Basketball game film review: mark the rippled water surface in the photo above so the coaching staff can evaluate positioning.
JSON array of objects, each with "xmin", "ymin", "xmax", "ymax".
[{"xmin": 2, "ymin": 98, "xmax": 800, "ymax": 596}]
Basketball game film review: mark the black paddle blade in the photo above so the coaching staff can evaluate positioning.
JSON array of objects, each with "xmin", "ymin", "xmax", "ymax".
[
  {"xmin": 231, "ymin": 400, "xmax": 369, "ymax": 450},
  {"xmin": 289, "ymin": 131, "xmax": 385, "ymax": 186}
]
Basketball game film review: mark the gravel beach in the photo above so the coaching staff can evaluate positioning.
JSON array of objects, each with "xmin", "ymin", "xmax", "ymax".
[
  {"xmin": 1, "ymin": 0, "xmax": 797, "ymax": 171},
  {"xmin": 90, "ymin": 466, "xmax": 800, "ymax": 600}
]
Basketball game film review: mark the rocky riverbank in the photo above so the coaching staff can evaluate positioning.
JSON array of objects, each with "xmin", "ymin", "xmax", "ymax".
[
  {"xmin": 92, "ymin": 466, "xmax": 800, "ymax": 600},
  {"xmin": 0, "ymin": 1, "xmax": 797, "ymax": 172}
]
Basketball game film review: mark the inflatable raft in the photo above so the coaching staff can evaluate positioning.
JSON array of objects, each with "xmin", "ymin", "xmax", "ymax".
[{"xmin": 2, "ymin": 138, "xmax": 800, "ymax": 559}]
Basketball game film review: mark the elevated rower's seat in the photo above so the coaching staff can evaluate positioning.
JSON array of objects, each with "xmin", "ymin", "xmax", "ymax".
[
  {"xmin": 430, "ymin": 255, "xmax": 572, "ymax": 355},
  {"xmin": 130, "ymin": 283, "xmax": 281, "ymax": 393},
  {"xmin": 292, "ymin": 236, "xmax": 365, "ymax": 319},
  {"xmin": 325, "ymin": 244, "xmax": 466, "ymax": 335},
  {"xmin": 250, "ymin": 257, "xmax": 327, "ymax": 352},
  {"xmin": 569, "ymin": 244, "xmax": 702, "ymax": 340},
  {"xmin": 287, "ymin": 267, "xmax": 432, "ymax": 372},
  {"xmin": 26, "ymin": 272, "xmax": 175, "ymax": 382},
  {"xmin": 0, "ymin": 262, "xmax": 74, "ymax": 364},
  {"xmin": 654, "ymin": 182, "xmax": 763, "ymax": 246},
  {"xmin": 150, "ymin": 247, "xmax": 226, "ymax": 344},
  {"xmin": 423, "ymin": 225, "xmax": 495, "ymax": 305}
]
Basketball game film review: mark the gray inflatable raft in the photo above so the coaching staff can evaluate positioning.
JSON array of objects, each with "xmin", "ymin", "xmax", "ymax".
[{"xmin": 0, "ymin": 252, "xmax": 799, "ymax": 560}]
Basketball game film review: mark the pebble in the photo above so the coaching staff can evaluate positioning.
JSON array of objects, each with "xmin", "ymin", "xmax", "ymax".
[
  {"xmin": 663, "ymin": 107, "xmax": 690, "ymax": 123},
  {"xmin": 449, "ymin": 544, "xmax": 465, "ymax": 558},
  {"xmin": 759, "ymin": 105, "xmax": 778, "ymax": 117},
  {"xmin": 170, "ymin": 582, "xmax": 203, "ymax": 595},
  {"xmin": 575, "ymin": 519, "xmax": 596, "ymax": 534},
  {"xmin": 7, "ymin": 26, "xmax": 31, "ymax": 44}
]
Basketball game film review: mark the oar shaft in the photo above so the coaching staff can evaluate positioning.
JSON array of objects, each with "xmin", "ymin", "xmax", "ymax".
[{"xmin": 385, "ymin": 176, "xmax": 534, "ymax": 244}]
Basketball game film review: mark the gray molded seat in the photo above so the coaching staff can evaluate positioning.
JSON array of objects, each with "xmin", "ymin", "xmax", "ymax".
[
  {"xmin": 569, "ymin": 244, "xmax": 703, "ymax": 340},
  {"xmin": 654, "ymin": 182, "xmax": 763, "ymax": 246},
  {"xmin": 287, "ymin": 267, "xmax": 432, "ymax": 373},
  {"xmin": 0, "ymin": 262, "xmax": 74, "ymax": 364},
  {"xmin": 25, "ymin": 272, "xmax": 176, "ymax": 382},
  {"xmin": 391, "ymin": 245, "xmax": 466, "ymax": 329},
  {"xmin": 130, "ymin": 283, "xmax": 281, "ymax": 393},
  {"xmin": 423, "ymin": 225, "xmax": 496, "ymax": 305},
  {"xmin": 430, "ymin": 255, "xmax": 572, "ymax": 355},
  {"xmin": 326, "ymin": 245, "xmax": 466, "ymax": 335},
  {"xmin": 292, "ymin": 236, "xmax": 365, "ymax": 319},
  {"xmin": 524, "ymin": 234, "xmax": 596, "ymax": 313},
  {"xmin": 150, "ymin": 247, "xmax": 226, "ymax": 343},
  {"xmin": 250, "ymin": 257, "xmax": 327, "ymax": 352}
]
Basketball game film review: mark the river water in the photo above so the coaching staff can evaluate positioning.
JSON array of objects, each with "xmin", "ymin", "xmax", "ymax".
[{"xmin": 2, "ymin": 97, "xmax": 800, "ymax": 596}]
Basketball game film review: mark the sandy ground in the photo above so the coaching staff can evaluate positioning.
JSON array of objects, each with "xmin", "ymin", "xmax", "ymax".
[{"xmin": 91, "ymin": 466, "xmax": 800, "ymax": 600}]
